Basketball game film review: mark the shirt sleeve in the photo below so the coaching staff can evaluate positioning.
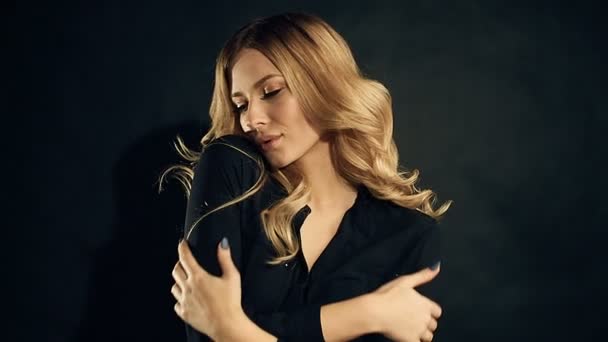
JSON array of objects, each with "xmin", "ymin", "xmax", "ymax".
[
  {"xmin": 183, "ymin": 140, "xmax": 257, "ymax": 342},
  {"xmin": 247, "ymin": 306, "xmax": 324, "ymax": 342},
  {"xmin": 399, "ymin": 216, "xmax": 442, "ymax": 302},
  {"xmin": 349, "ymin": 215, "xmax": 442, "ymax": 342}
]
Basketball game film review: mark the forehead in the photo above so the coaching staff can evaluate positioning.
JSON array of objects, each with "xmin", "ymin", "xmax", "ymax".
[{"xmin": 231, "ymin": 49, "xmax": 281, "ymax": 91}]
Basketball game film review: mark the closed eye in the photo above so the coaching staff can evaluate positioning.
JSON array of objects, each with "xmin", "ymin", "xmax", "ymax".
[
  {"xmin": 234, "ymin": 104, "xmax": 246, "ymax": 115},
  {"xmin": 263, "ymin": 88, "xmax": 282, "ymax": 98},
  {"xmin": 233, "ymin": 88, "xmax": 283, "ymax": 115}
]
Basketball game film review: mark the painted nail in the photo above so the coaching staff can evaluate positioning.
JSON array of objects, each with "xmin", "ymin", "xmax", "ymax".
[
  {"xmin": 430, "ymin": 261, "xmax": 441, "ymax": 270},
  {"xmin": 220, "ymin": 237, "xmax": 230, "ymax": 249}
]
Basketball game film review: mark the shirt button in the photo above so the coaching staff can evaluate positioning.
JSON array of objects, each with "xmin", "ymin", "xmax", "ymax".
[{"xmin": 284, "ymin": 263, "xmax": 289, "ymax": 267}]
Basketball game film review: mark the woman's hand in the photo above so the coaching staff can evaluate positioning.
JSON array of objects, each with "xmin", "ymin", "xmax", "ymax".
[
  {"xmin": 171, "ymin": 237, "xmax": 248, "ymax": 341},
  {"xmin": 369, "ymin": 264, "xmax": 442, "ymax": 342}
]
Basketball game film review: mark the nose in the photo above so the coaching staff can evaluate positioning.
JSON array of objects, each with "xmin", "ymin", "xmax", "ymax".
[{"xmin": 242, "ymin": 98, "xmax": 268, "ymax": 132}]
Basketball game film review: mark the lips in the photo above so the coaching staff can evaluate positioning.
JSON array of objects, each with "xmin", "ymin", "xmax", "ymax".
[
  {"xmin": 258, "ymin": 135, "xmax": 282, "ymax": 151},
  {"xmin": 256, "ymin": 134, "xmax": 282, "ymax": 146}
]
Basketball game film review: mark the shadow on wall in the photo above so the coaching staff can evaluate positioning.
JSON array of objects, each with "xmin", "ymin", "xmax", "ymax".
[{"xmin": 76, "ymin": 120, "xmax": 208, "ymax": 342}]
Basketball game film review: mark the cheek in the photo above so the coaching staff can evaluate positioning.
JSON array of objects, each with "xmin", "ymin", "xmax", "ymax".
[
  {"xmin": 276, "ymin": 98, "xmax": 309, "ymax": 128},
  {"xmin": 270, "ymin": 96, "xmax": 318, "ymax": 145}
]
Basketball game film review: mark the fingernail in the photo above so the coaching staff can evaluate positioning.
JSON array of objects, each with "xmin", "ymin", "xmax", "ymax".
[
  {"xmin": 220, "ymin": 237, "xmax": 230, "ymax": 249},
  {"xmin": 429, "ymin": 261, "xmax": 441, "ymax": 270}
]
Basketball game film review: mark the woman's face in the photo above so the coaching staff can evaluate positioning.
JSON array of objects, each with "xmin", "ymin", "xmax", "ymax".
[{"xmin": 230, "ymin": 48, "xmax": 322, "ymax": 169}]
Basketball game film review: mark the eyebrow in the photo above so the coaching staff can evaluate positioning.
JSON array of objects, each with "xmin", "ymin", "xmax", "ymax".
[{"xmin": 231, "ymin": 74, "xmax": 283, "ymax": 98}]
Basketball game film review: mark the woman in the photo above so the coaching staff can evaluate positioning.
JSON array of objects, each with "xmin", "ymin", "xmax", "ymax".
[{"xmin": 162, "ymin": 12, "xmax": 452, "ymax": 342}]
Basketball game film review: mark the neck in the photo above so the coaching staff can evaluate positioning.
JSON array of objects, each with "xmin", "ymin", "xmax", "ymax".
[{"xmin": 287, "ymin": 138, "xmax": 357, "ymax": 212}]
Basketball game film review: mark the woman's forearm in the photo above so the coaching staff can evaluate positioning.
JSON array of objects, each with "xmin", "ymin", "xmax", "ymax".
[
  {"xmin": 225, "ymin": 293, "xmax": 380, "ymax": 342},
  {"xmin": 320, "ymin": 293, "xmax": 380, "ymax": 342},
  {"xmin": 219, "ymin": 310, "xmax": 277, "ymax": 342}
]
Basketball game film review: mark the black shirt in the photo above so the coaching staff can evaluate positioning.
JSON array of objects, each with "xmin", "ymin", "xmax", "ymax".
[{"xmin": 183, "ymin": 134, "xmax": 442, "ymax": 342}]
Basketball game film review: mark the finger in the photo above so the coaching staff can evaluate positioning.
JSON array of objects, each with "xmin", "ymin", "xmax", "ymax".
[
  {"xmin": 177, "ymin": 240, "xmax": 196, "ymax": 277},
  {"xmin": 178, "ymin": 239, "xmax": 209, "ymax": 278},
  {"xmin": 172, "ymin": 261, "xmax": 188, "ymax": 287},
  {"xmin": 429, "ymin": 300, "xmax": 442, "ymax": 319},
  {"xmin": 174, "ymin": 302, "xmax": 183, "ymax": 319},
  {"xmin": 171, "ymin": 283, "xmax": 182, "ymax": 301},
  {"xmin": 217, "ymin": 237, "xmax": 238, "ymax": 279},
  {"xmin": 428, "ymin": 317, "xmax": 438, "ymax": 332},
  {"xmin": 421, "ymin": 329, "xmax": 434, "ymax": 342},
  {"xmin": 401, "ymin": 262, "xmax": 440, "ymax": 288}
]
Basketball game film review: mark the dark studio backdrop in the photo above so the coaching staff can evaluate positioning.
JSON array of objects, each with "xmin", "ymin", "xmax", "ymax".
[{"xmin": 17, "ymin": 0, "xmax": 605, "ymax": 341}]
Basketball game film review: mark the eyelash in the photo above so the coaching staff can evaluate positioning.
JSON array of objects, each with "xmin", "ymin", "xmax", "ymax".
[{"xmin": 233, "ymin": 89, "xmax": 282, "ymax": 115}]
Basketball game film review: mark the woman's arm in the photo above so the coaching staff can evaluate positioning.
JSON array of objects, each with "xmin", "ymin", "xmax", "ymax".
[
  {"xmin": 231, "ymin": 271, "xmax": 440, "ymax": 342},
  {"xmin": 181, "ymin": 139, "xmax": 257, "ymax": 342},
  {"xmin": 322, "ymin": 266, "xmax": 441, "ymax": 342},
  {"xmin": 246, "ymin": 295, "xmax": 379, "ymax": 342},
  {"xmin": 244, "ymin": 293, "xmax": 381, "ymax": 342},
  {"xmin": 176, "ymin": 238, "xmax": 440, "ymax": 342},
  {"xmin": 174, "ymin": 237, "xmax": 379, "ymax": 342},
  {"xmin": 319, "ymin": 293, "xmax": 380, "ymax": 341},
  {"xmin": 183, "ymin": 141, "xmax": 250, "ymax": 276}
]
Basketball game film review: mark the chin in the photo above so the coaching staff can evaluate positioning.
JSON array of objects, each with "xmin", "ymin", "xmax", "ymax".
[
  {"xmin": 262, "ymin": 154, "xmax": 285, "ymax": 169},
  {"xmin": 271, "ymin": 158, "xmax": 293, "ymax": 170},
  {"xmin": 266, "ymin": 153, "xmax": 298, "ymax": 170}
]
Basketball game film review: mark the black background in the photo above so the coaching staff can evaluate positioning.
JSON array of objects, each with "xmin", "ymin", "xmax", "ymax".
[{"xmin": 15, "ymin": 0, "xmax": 605, "ymax": 341}]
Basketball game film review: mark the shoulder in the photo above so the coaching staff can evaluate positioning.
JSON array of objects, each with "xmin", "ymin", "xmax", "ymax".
[
  {"xmin": 203, "ymin": 134, "xmax": 264, "ymax": 165},
  {"xmin": 358, "ymin": 194, "xmax": 439, "ymax": 239},
  {"xmin": 362, "ymin": 196, "xmax": 442, "ymax": 270},
  {"xmin": 194, "ymin": 134, "xmax": 270, "ymax": 198},
  {"xmin": 192, "ymin": 134, "xmax": 266, "ymax": 186},
  {"xmin": 198, "ymin": 134, "xmax": 268, "ymax": 177}
]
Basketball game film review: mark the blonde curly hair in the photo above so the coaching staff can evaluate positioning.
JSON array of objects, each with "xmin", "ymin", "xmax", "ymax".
[{"xmin": 159, "ymin": 12, "xmax": 453, "ymax": 265}]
